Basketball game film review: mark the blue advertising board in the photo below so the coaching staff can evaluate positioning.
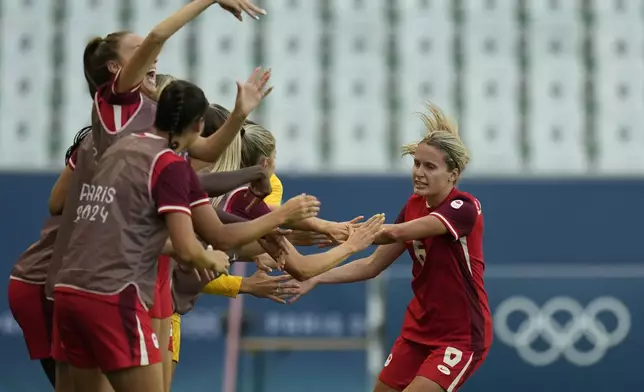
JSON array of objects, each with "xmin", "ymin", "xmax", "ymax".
[{"xmin": 1, "ymin": 174, "xmax": 643, "ymax": 391}]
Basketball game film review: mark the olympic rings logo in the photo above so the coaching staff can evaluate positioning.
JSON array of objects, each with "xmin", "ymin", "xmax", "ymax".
[{"xmin": 494, "ymin": 296, "xmax": 631, "ymax": 367}]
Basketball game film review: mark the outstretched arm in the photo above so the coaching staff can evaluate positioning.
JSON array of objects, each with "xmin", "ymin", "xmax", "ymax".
[
  {"xmin": 116, "ymin": 0, "xmax": 217, "ymax": 93},
  {"xmin": 277, "ymin": 214, "xmax": 385, "ymax": 281},
  {"xmin": 198, "ymin": 166, "xmax": 266, "ymax": 197},
  {"xmin": 315, "ymin": 242, "xmax": 406, "ymax": 284},
  {"xmin": 288, "ymin": 242, "xmax": 406, "ymax": 303}
]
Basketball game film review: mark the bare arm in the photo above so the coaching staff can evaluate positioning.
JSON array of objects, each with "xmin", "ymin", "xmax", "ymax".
[
  {"xmin": 187, "ymin": 111, "xmax": 247, "ymax": 163},
  {"xmin": 48, "ymin": 165, "xmax": 74, "ymax": 215},
  {"xmin": 373, "ymin": 216, "xmax": 449, "ymax": 245},
  {"xmin": 116, "ymin": 0, "xmax": 216, "ymax": 93},
  {"xmin": 281, "ymin": 241, "xmax": 362, "ymax": 282},
  {"xmin": 191, "ymin": 204, "xmax": 287, "ymax": 251},
  {"xmin": 198, "ymin": 166, "xmax": 265, "ymax": 197},
  {"xmin": 165, "ymin": 213, "xmax": 212, "ymax": 267},
  {"xmin": 315, "ymin": 242, "xmax": 406, "ymax": 284},
  {"xmin": 279, "ymin": 213, "xmax": 385, "ymax": 281},
  {"xmin": 187, "ymin": 68, "xmax": 272, "ymax": 162}
]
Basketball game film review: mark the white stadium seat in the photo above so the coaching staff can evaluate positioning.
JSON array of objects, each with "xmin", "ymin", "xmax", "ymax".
[
  {"xmin": 59, "ymin": 0, "xmax": 123, "ymax": 165},
  {"xmin": 0, "ymin": 0, "xmax": 54, "ymax": 168},
  {"xmin": 194, "ymin": 9, "xmax": 256, "ymax": 109},
  {"xmin": 328, "ymin": 1, "xmax": 389, "ymax": 172},
  {"xmin": 131, "ymin": 0, "xmax": 190, "ymax": 79},
  {"xmin": 262, "ymin": 1, "xmax": 323, "ymax": 172}
]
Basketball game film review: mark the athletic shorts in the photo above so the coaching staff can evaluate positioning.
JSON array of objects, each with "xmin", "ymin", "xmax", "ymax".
[
  {"xmin": 379, "ymin": 336, "xmax": 487, "ymax": 392},
  {"xmin": 52, "ymin": 285, "xmax": 161, "ymax": 372},
  {"xmin": 149, "ymin": 255, "xmax": 173, "ymax": 319},
  {"xmin": 171, "ymin": 314, "xmax": 181, "ymax": 363},
  {"xmin": 7, "ymin": 279, "xmax": 53, "ymax": 360}
]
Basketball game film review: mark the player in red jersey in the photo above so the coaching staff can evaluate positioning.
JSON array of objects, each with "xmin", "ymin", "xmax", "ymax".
[
  {"xmin": 7, "ymin": 127, "xmax": 90, "ymax": 387},
  {"xmin": 291, "ymin": 103, "xmax": 493, "ymax": 392}
]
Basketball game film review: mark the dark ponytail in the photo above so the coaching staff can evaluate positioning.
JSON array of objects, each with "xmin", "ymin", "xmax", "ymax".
[
  {"xmin": 65, "ymin": 126, "xmax": 92, "ymax": 165},
  {"xmin": 154, "ymin": 80, "xmax": 209, "ymax": 150},
  {"xmin": 83, "ymin": 32, "xmax": 130, "ymax": 97},
  {"xmin": 168, "ymin": 90, "xmax": 184, "ymax": 149}
]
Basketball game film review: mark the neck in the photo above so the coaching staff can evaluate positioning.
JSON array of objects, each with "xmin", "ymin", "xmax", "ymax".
[
  {"xmin": 425, "ymin": 185, "xmax": 454, "ymax": 208},
  {"xmin": 154, "ymin": 128, "xmax": 189, "ymax": 152}
]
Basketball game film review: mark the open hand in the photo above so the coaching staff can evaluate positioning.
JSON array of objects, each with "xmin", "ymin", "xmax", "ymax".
[
  {"xmin": 216, "ymin": 0, "xmax": 266, "ymax": 21},
  {"xmin": 234, "ymin": 67, "xmax": 273, "ymax": 118}
]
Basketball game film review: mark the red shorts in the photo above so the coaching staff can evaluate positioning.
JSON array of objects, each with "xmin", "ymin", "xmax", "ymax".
[
  {"xmin": 7, "ymin": 279, "xmax": 53, "ymax": 360},
  {"xmin": 149, "ymin": 255, "xmax": 173, "ymax": 319},
  {"xmin": 379, "ymin": 336, "xmax": 487, "ymax": 392},
  {"xmin": 52, "ymin": 285, "xmax": 161, "ymax": 372}
]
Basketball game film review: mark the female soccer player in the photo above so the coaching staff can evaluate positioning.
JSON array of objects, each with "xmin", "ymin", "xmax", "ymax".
[
  {"xmin": 7, "ymin": 127, "xmax": 91, "ymax": 387},
  {"xmin": 47, "ymin": 2, "xmax": 272, "ymax": 387},
  {"xmin": 290, "ymin": 104, "xmax": 493, "ymax": 392},
  {"xmin": 52, "ymin": 80, "xmax": 318, "ymax": 392}
]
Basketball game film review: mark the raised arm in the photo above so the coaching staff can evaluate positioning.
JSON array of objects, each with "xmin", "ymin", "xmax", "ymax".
[
  {"xmin": 187, "ymin": 68, "xmax": 273, "ymax": 162},
  {"xmin": 116, "ymin": 0, "xmax": 218, "ymax": 93}
]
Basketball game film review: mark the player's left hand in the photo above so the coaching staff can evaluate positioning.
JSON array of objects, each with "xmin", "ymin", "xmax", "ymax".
[
  {"xmin": 242, "ymin": 271, "xmax": 300, "ymax": 304},
  {"xmin": 216, "ymin": 0, "xmax": 266, "ymax": 21},
  {"xmin": 234, "ymin": 67, "xmax": 273, "ymax": 118},
  {"xmin": 288, "ymin": 277, "xmax": 318, "ymax": 303},
  {"xmin": 345, "ymin": 213, "xmax": 385, "ymax": 253}
]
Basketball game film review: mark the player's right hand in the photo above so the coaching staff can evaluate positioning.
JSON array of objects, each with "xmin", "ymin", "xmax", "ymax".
[
  {"xmin": 345, "ymin": 213, "xmax": 385, "ymax": 253},
  {"xmin": 279, "ymin": 194, "xmax": 321, "ymax": 224},
  {"xmin": 215, "ymin": 0, "xmax": 266, "ymax": 21},
  {"xmin": 199, "ymin": 248, "xmax": 230, "ymax": 275}
]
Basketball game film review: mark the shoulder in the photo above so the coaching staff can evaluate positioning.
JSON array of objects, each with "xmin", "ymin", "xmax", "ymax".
[
  {"xmin": 270, "ymin": 174, "xmax": 282, "ymax": 188},
  {"xmin": 223, "ymin": 186, "xmax": 249, "ymax": 212},
  {"xmin": 449, "ymin": 190, "xmax": 482, "ymax": 215}
]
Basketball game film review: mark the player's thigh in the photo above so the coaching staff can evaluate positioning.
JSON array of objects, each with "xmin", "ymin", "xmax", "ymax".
[
  {"xmin": 378, "ymin": 337, "xmax": 429, "ymax": 391},
  {"xmin": 106, "ymin": 362, "xmax": 164, "ymax": 392},
  {"xmin": 70, "ymin": 366, "xmax": 114, "ymax": 392},
  {"xmin": 417, "ymin": 346, "xmax": 480, "ymax": 392},
  {"xmin": 403, "ymin": 377, "xmax": 445, "ymax": 392}
]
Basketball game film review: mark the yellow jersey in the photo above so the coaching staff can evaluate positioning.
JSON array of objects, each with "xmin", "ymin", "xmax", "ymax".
[{"xmin": 263, "ymin": 174, "xmax": 283, "ymax": 207}]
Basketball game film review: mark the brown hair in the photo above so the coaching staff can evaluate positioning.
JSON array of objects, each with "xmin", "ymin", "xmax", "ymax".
[{"xmin": 83, "ymin": 32, "xmax": 130, "ymax": 97}]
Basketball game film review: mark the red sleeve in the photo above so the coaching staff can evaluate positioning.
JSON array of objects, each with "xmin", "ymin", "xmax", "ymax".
[
  {"xmin": 225, "ymin": 188, "xmax": 271, "ymax": 220},
  {"xmin": 430, "ymin": 197, "xmax": 478, "ymax": 240},
  {"xmin": 187, "ymin": 167, "xmax": 211, "ymax": 209},
  {"xmin": 151, "ymin": 153, "xmax": 193, "ymax": 216},
  {"xmin": 94, "ymin": 69, "xmax": 142, "ymax": 134}
]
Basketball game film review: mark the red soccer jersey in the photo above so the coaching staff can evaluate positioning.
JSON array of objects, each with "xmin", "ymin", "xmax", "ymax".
[{"xmin": 397, "ymin": 187, "xmax": 493, "ymax": 353}]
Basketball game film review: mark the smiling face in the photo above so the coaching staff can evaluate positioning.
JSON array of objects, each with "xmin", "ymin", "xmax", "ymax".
[{"xmin": 411, "ymin": 142, "xmax": 457, "ymax": 198}]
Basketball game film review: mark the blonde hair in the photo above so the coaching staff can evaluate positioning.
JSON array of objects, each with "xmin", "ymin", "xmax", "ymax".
[
  {"xmin": 241, "ymin": 124, "xmax": 276, "ymax": 169},
  {"xmin": 209, "ymin": 134, "xmax": 243, "ymax": 208},
  {"xmin": 154, "ymin": 74, "xmax": 176, "ymax": 101},
  {"xmin": 401, "ymin": 102, "xmax": 470, "ymax": 174}
]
